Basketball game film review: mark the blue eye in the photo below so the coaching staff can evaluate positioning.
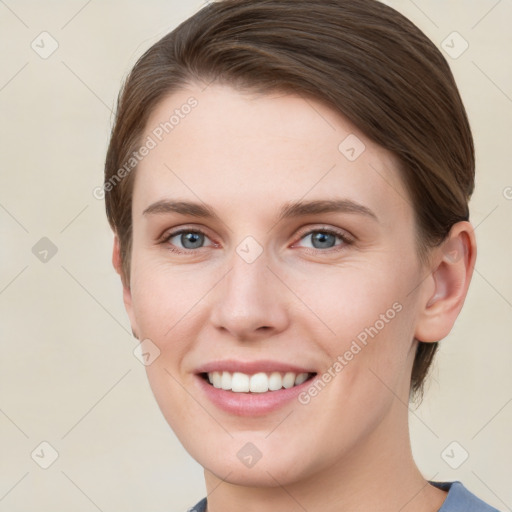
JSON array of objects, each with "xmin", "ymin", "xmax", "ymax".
[
  {"xmin": 166, "ymin": 230, "xmax": 214, "ymax": 251},
  {"xmin": 296, "ymin": 229, "xmax": 349, "ymax": 250},
  {"xmin": 161, "ymin": 227, "xmax": 351, "ymax": 255},
  {"xmin": 308, "ymin": 231, "xmax": 337, "ymax": 249}
]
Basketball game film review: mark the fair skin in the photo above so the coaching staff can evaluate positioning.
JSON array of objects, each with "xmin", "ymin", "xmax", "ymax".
[{"xmin": 113, "ymin": 83, "xmax": 476, "ymax": 512}]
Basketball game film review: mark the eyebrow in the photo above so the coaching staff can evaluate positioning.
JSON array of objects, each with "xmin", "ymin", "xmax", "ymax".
[
  {"xmin": 278, "ymin": 199, "xmax": 378, "ymax": 222},
  {"xmin": 142, "ymin": 198, "xmax": 378, "ymax": 222},
  {"xmin": 143, "ymin": 200, "xmax": 218, "ymax": 218}
]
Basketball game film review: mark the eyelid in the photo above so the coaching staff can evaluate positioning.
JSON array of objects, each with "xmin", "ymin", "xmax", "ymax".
[
  {"xmin": 291, "ymin": 224, "xmax": 355, "ymax": 247},
  {"xmin": 159, "ymin": 225, "xmax": 218, "ymax": 252},
  {"xmin": 159, "ymin": 224, "xmax": 214, "ymax": 242}
]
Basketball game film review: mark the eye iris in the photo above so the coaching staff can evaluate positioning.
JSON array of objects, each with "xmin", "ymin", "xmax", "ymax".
[
  {"xmin": 181, "ymin": 232, "xmax": 204, "ymax": 249},
  {"xmin": 312, "ymin": 231, "xmax": 336, "ymax": 249}
]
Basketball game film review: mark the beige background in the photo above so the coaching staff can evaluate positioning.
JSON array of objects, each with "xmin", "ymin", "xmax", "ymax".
[{"xmin": 0, "ymin": 0, "xmax": 511, "ymax": 510}]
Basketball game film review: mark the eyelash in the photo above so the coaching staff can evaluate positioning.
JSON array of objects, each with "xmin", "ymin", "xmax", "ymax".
[
  {"xmin": 160, "ymin": 226, "xmax": 354, "ymax": 255},
  {"xmin": 294, "ymin": 227, "xmax": 354, "ymax": 253}
]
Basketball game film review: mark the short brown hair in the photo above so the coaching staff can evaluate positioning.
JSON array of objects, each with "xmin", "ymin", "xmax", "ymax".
[{"xmin": 104, "ymin": 0, "xmax": 475, "ymax": 397}]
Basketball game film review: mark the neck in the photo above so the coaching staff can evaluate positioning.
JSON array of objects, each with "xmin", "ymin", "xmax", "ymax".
[{"xmin": 203, "ymin": 397, "xmax": 447, "ymax": 512}]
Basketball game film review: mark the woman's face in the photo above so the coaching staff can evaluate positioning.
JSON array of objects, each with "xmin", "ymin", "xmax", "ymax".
[{"xmin": 123, "ymin": 83, "xmax": 433, "ymax": 486}]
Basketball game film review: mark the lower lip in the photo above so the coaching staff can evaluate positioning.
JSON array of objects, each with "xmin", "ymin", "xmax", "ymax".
[{"xmin": 195, "ymin": 375, "xmax": 314, "ymax": 416}]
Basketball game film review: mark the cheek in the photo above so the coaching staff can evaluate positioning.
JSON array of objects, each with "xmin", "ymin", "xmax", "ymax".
[
  {"xmin": 129, "ymin": 256, "xmax": 214, "ymax": 341},
  {"xmin": 128, "ymin": 261, "xmax": 211, "ymax": 438},
  {"xmin": 289, "ymin": 261, "xmax": 413, "ymax": 346},
  {"xmin": 290, "ymin": 261, "xmax": 418, "ymax": 397}
]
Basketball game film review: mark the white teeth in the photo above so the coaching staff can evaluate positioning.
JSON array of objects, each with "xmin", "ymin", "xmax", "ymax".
[
  {"xmin": 206, "ymin": 371, "xmax": 310, "ymax": 393},
  {"xmin": 268, "ymin": 371, "xmax": 283, "ymax": 391},
  {"xmin": 221, "ymin": 371, "xmax": 231, "ymax": 390},
  {"xmin": 231, "ymin": 372, "xmax": 250, "ymax": 392},
  {"xmin": 212, "ymin": 371, "xmax": 222, "ymax": 388},
  {"xmin": 249, "ymin": 372, "xmax": 268, "ymax": 393},
  {"xmin": 282, "ymin": 372, "xmax": 296, "ymax": 389},
  {"xmin": 294, "ymin": 372, "xmax": 308, "ymax": 385}
]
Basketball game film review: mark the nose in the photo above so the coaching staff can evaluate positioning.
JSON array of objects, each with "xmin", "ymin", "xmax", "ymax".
[{"xmin": 209, "ymin": 250, "xmax": 290, "ymax": 341}]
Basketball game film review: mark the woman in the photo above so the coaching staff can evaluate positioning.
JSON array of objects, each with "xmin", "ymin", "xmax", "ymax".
[{"xmin": 103, "ymin": 0, "xmax": 500, "ymax": 510}]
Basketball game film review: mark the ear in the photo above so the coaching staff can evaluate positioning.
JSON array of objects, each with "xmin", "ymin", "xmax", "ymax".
[
  {"xmin": 414, "ymin": 221, "xmax": 477, "ymax": 343},
  {"xmin": 112, "ymin": 235, "xmax": 139, "ymax": 339}
]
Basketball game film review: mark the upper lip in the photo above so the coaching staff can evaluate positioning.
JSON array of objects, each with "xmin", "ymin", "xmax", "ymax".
[{"xmin": 195, "ymin": 359, "xmax": 316, "ymax": 375}]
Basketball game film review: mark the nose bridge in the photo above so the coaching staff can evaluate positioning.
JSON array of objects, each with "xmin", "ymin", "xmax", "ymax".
[
  {"xmin": 210, "ymin": 244, "xmax": 289, "ymax": 338},
  {"xmin": 223, "ymin": 247, "xmax": 273, "ymax": 311}
]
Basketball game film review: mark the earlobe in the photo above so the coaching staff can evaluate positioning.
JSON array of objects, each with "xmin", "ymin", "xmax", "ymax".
[{"xmin": 415, "ymin": 222, "xmax": 477, "ymax": 343}]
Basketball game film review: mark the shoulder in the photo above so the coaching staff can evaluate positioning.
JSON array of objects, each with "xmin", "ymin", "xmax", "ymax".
[
  {"xmin": 187, "ymin": 497, "xmax": 207, "ymax": 512},
  {"xmin": 432, "ymin": 481, "xmax": 502, "ymax": 512},
  {"xmin": 187, "ymin": 484, "xmax": 502, "ymax": 512}
]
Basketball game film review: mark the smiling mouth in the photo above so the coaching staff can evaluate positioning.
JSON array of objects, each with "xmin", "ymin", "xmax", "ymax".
[{"xmin": 200, "ymin": 371, "xmax": 317, "ymax": 393}]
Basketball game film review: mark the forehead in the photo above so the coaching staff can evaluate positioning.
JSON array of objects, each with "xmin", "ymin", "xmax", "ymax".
[{"xmin": 133, "ymin": 83, "xmax": 411, "ymax": 224}]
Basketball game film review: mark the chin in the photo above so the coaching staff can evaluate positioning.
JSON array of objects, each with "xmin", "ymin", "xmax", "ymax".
[
  {"xmin": 203, "ymin": 452, "xmax": 308, "ymax": 488},
  {"xmin": 183, "ymin": 427, "xmax": 330, "ymax": 489}
]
